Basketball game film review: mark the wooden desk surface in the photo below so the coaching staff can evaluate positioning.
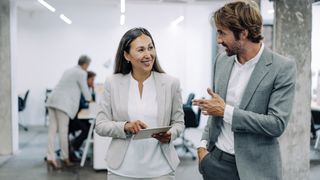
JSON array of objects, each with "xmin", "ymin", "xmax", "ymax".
[{"xmin": 77, "ymin": 103, "xmax": 99, "ymax": 119}]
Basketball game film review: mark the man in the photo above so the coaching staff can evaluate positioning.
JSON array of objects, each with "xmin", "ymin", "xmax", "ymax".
[
  {"xmin": 46, "ymin": 55, "xmax": 92, "ymax": 168},
  {"xmin": 193, "ymin": 1, "xmax": 296, "ymax": 180},
  {"xmin": 69, "ymin": 71, "xmax": 96, "ymax": 161}
]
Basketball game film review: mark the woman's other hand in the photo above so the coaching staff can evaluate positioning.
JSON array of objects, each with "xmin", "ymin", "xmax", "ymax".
[{"xmin": 152, "ymin": 131, "xmax": 171, "ymax": 144}]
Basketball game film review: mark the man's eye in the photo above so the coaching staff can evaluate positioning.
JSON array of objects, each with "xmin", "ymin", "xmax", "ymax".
[{"xmin": 148, "ymin": 46, "xmax": 154, "ymax": 50}]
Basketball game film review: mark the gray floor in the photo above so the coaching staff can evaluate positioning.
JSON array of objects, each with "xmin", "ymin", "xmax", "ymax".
[{"xmin": 1, "ymin": 126, "xmax": 320, "ymax": 180}]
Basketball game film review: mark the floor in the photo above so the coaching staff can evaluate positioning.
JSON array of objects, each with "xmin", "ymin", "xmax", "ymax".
[{"xmin": 1, "ymin": 126, "xmax": 320, "ymax": 180}]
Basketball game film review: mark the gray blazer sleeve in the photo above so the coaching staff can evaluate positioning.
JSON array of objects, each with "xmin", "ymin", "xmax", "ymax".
[
  {"xmin": 168, "ymin": 79, "xmax": 185, "ymax": 141},
  {"xmin": 95, "ymin": 78, "xmax": 127, "ymax": 139},
  {"xmin": 78, "ymin": 70, "xmax": 92, "ymax": 101},
  {"xmin": 232, "ymin": 60, "xmax": 296, "ymax": 137}
]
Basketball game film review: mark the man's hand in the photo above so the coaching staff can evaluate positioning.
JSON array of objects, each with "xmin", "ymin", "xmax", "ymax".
[
  {"xmin": 197, "ymin": 147, "xmax": 209, "ymax": 162},
  {"xmin": 152, "ymin": 131, "xmax": 171, "ymax": 144},
  {"xmin": 192, "ymin": 88, "xmax": 225, "ymax": 117},
  {"xmin": 124, "ymin": 120, "xmax": 147, "ymax": 134}
]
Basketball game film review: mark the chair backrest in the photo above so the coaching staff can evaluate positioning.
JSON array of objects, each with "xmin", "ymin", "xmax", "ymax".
[
  {"xmin": 185, "ymin": 93, "xmax": 195, "ymax": 106},
  {"xmin": 18, "ymin": 90, "xmax": 30, "ymax": 112},
  {"xmin": 183, "ymin": 93, "xmax": 201, "ymax": 128}
]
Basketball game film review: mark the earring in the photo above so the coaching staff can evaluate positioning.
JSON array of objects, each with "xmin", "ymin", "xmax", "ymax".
[{"xmin": 127, "ymin": 61, "xmax": 130, "ymax": 64}]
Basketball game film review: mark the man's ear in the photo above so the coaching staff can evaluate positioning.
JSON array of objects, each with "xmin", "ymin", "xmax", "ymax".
[
  {"xmin": 240, "ymin": 30, "xmax": 249, "ymax": 40},
  {"xmin": 124, "ymin": 51, "xmax": 131, "ymax": 62}
]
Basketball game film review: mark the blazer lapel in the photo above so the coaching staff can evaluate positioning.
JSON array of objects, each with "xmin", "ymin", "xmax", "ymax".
[
  {"xmin": 154, "ymin": 72, "xmax": 166, "ymax": 126},
  {"xmin": 239, "ymin": 48, "xmax": 273, "ymax": 109},
  {"xmin": 218, "ymin": 56, "xmax": 234, "ymax": 100},
  {"xmin": 119, "ymin": 74, "xmax": 130, "ymax": 120}
]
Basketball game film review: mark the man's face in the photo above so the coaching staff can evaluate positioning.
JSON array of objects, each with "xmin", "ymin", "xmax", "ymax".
[
  {"xmin": 87, "ymin": 77, "xmax": 95, "ymax": 88},
  {"xmin": 216, "ymin": 26, "xmax": 242, "ymax": 56}
]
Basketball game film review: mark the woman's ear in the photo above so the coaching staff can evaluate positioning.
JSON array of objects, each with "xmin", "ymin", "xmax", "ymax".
[{"xmin": 124, "ymin": 51, "xmax": 131, "ymax": 62}]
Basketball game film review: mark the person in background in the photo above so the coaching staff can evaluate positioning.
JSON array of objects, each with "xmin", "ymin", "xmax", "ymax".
[
  {"xmin": 95, "ymin": 27, "xmax": 184, "ymax": 180},
  {"xmin": 46, "ymin": 55, "xmax": 92, "ymax": 170},
  {"xmin": 193, "ymin": 1, "xmax": 296, "ymax": 180},
  {"xmin": 69, "ymin": 71, "xmax": 96, "ymax": 162}
]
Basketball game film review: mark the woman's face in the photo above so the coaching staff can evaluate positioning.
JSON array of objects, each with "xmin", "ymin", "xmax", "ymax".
[{"xmin": 124, "ymin": 34, "xmax": 156, "ymax": 74}]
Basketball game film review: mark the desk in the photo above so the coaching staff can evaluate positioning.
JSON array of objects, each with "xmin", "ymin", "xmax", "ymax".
[{"xmin": 77, "ymin": 103, "xmax": 111, "ymax": 169}]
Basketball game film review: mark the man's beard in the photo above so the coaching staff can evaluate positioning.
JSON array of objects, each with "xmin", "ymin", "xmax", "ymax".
[{"xmin": 223, "ymin": 41, "xmax": 241, "ymax": 56}]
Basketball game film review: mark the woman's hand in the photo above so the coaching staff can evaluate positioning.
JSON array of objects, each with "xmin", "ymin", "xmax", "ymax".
[
  {"xmin": 152, "ymin": 131, "xmax": 171, "ymax": 144},
  {"xmin": 124, "ymin": 120, "xmax": 147, "ymax": 134}
]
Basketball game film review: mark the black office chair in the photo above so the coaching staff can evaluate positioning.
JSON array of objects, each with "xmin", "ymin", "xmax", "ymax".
[
  {"xmin": 18, "ymin": 90, "xmax": 30, "ymax": 131},
  {"xmin": 177, "ymin": 93, "xmax": 201, "ymax": 160},
  {"xmin": 311, "ymin": 110, "xmax": 320, "ymax": 149}
]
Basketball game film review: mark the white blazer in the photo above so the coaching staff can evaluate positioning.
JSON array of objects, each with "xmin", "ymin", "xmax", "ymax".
[
  {"xmin": 96, "ymin": 72, "xmax": 185, "ymax": 170},
  {"xmin": 46, "ymin": 66, "xmax": 92, "ymax": 119}
]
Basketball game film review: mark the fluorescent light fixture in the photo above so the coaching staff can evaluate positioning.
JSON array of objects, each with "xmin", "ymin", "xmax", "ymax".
[
  {"xmin": 120, "ymin": 14, "xmax": 125, "ymax": 25},
  {"xmin": 121, "ymin": 0, "xmax": 126, "ymax": 13},
  {"xmin": 268, "ymin": 9, "xmax": 274, "ymax": 14},
  {"xmin": 171, "ymin": 16, "xmax": 184, "ymax": 26},
  {"xmin": 60, "ymin": 14, "xmax": 72, "ymax": 25},
  {"xmin": 38, "ymin": 0, "xmax": 56, "ymax": 12}
]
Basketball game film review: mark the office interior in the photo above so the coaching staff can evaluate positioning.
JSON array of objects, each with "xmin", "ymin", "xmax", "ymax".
[{"xmin": 1, "ymin": 0, "xmax": 320, "ymax": 179}]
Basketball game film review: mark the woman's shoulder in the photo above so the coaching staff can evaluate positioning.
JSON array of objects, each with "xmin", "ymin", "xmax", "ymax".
[{"xmin": 153, "ymin": 72, "xmax": 179, "ymax": 85}]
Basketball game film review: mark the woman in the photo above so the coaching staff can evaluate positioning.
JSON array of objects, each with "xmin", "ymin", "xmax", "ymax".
[{"xmin": 96, "ymin": 27, "xmax": 184, "ymax": 180}]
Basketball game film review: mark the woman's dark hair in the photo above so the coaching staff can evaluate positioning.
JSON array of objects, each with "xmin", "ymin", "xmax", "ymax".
[{"xmin": 114, "ymin": 27, "xmax": 165, "ymax": 74}]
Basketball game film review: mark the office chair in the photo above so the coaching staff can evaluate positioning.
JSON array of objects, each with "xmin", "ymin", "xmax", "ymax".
[
  {"xmin": 177, "ymin": 93, "xmax": 201, "ymax": 160},
  {"xmin": 311, "ymin": 110, "xmax": 320, "ymax": 149},
  {"xmin": 18, "ymin": 90, "xmax": 30, "ymax": 131}
]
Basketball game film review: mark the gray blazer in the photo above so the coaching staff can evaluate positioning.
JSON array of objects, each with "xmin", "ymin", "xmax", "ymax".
[
  {"xmin": 46, "ymin": 66, "xmax": 92, "ymax": 119},
  {"xmin": 95, "ymin": 72, "xmax": 185, "ymax": 170},
  {"xmin": 201, "ymin": 48, "xmax": 296, "ymax": 180}
]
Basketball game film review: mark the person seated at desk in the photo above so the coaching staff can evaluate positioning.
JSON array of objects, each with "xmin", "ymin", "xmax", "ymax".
[
  {"xmin": 96, "ymin": 27, "xmax": 185, "ymax": 180},
  {"xmin": 69, "ymin": 71, "xmax": 96, "ymax": 161}
]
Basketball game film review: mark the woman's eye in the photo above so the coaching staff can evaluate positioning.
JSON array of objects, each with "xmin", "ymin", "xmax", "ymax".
[{"xmin": 148, "ymin": 46, "xmax": 154, "ymax": 50}]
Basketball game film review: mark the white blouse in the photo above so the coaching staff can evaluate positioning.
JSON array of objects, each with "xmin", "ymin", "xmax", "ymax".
[{"xmin": 108, "ymin": 72, "xmax": 172, "ymax": 178}]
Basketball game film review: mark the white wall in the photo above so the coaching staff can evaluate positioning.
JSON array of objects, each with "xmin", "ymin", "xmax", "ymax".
[{"xmin": 16, "ymin": 2, "xmax": 223, "ymax": 125}]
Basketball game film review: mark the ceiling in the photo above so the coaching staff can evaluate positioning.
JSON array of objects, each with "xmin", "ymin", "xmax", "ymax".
[{"xmin": 17, "ymin": 0, "xmax": 220, "ymax": 12}]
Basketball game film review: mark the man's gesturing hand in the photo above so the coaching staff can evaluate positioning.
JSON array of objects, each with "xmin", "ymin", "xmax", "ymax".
[{"xmin": 192, "ymin": 88, "xmax": 225, "ymax": 117}]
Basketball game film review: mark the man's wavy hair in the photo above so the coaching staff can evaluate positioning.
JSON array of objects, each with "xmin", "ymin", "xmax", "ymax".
[{"xmin": 212, "ymin": 0, "xmax": 264, "ymax": 43}]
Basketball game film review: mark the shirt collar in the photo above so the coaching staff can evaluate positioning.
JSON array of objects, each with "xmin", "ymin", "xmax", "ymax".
[{"xmin": 130, "ymin": 71, "xmax": 154, "ymax": 85}]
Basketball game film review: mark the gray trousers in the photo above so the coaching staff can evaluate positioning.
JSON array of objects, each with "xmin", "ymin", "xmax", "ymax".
[{"xmin": 199, "ymin": 147, "xmax": 240, "ymax": 180}]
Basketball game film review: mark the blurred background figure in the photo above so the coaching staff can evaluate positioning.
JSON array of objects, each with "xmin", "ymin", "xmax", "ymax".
[
  {"xmin": 46, "ymin": 55, "xmax": 92, "ymax": 170},
  {"xmin": 69, "ymin": 71, "xmax": 96, "ymax": 162}
]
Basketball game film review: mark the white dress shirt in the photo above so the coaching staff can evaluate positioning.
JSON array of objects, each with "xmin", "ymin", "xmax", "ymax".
[
  {"xmin": 200, "ymin": 43, "xmax": 265, "ymax": 154},
  {"xmin": 108, "ymin": 72, "xmax": 172, "ymax": 178}
]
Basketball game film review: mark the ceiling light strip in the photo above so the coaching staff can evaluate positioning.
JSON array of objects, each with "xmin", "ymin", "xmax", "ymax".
[
  {"xmin": 37, "ymin": 0, "xmax": 56, "ymax": 12},
  {"xmin": 121, "ymin": 0, "xmax": 126, "ymax": 13},
  {"xmin": 60, "ymin": 14, "xmax": 72, "ymax": 25},
  {"xmin": 171, "ymin": 16, "xmax": 184, "ymax": 26}
]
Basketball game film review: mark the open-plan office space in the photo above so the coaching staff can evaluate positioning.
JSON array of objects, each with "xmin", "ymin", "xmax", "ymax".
[{"xmin": 1, "ymin": 0, "xmax": 320, "ymax": 179}]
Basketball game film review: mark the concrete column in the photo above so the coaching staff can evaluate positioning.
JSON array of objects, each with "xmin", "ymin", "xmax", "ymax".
[
  {"xmin": 0, "ymin": 0, "xmax": 18, "ymax": 155},
  {"xmin": 274, "ymin": 0, "xmax": 312, "ymax": 179}
]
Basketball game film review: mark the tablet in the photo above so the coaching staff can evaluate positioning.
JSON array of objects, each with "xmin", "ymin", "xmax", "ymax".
[{"xmin": 132, "ymin": 126, "xmax": 171, "ymax": 140}]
